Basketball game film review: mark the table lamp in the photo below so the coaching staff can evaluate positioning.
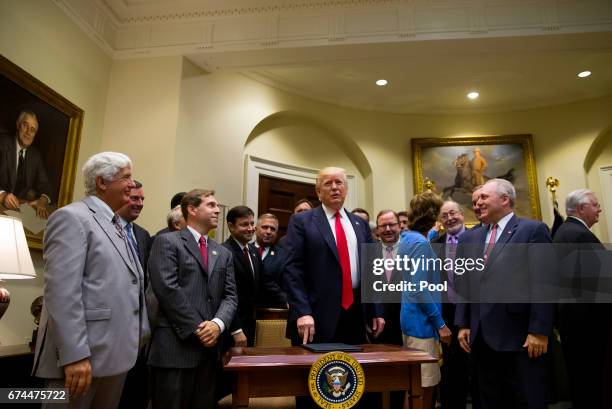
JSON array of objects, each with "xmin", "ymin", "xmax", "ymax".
[{"xmin": 0, "ymin": 215, "xmax": 37, "ymax": 320}]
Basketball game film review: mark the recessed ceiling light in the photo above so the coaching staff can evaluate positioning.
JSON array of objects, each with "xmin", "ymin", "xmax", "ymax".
[
  {"xmin": 376, "ymin": 79, "xmax": 388, "ymax": 86},
  {"xmin": 578, "ymin": 70, "xmax": 591, "ymax": 78},
  {"xmin": 467, "ymin": 91, "xmax": 479, "ymax": 100}
]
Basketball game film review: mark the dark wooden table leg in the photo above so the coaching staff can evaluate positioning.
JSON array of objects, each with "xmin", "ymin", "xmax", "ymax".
[
  {"xmin": 408, "ymin": 364, "xmax": 423, "ymax": 409},
  {"xmin": 232, "ymin": 372, "xmax": 250, "ymax": 409}
]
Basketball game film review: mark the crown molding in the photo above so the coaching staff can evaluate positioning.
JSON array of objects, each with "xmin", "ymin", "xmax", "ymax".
[{"xmin": 53, "ymin": 0, "xmax": 612, "ymax": 59}]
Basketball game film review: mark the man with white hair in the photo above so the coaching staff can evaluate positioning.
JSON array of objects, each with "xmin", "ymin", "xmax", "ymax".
[
  {"xmin": 455, "ymin": 178, "xmax": 555, "ymax": 409},
  {"xmin": 554, "ymin": 189, "xmax": 610, "ymax": 409},
  {"xmin": 33, "ymin": 152, "xmax": 150, "ymax": 409},
  {"xmin": 167, "ymin": 204, "xmax": 186, "ymax": 232}
]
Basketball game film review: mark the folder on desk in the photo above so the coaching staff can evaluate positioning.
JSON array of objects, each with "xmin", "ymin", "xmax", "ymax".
[{"xmin": 301, "ymin": 343, "xmax": 363, "ymax": 353}]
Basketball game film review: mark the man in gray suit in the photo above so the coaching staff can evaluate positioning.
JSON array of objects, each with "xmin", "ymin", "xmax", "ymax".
[
  {"xmin": 147, "ymin": 189, "xmax": 237, "ymax": 409},
  {"xmin": 33, "ymin": 152, "xmax": 150, "ymax": 409}
]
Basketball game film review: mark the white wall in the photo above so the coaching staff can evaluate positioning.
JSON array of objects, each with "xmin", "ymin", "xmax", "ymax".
[
  {"xmin": 0, "ymin": 0, "xmax": 112, "ymax": 345},
  {"xmin": 2, "ymin": 2, "xmax": 612, "ymax": 346}
]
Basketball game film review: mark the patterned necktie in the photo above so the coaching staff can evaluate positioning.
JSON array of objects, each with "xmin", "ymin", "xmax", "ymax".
[
  {"xmin": 125, "ymin": 223, "xmax": 141, "ymax": 260},
  {"xmin": 446, "ymin": 235, "xmax": 458, "ymax": 303},
  {"xmin": 112, "ymin": 215, "xmax": 138, "ymax": 268},
  {"xmin": 384, "ymin": 246, "xmax": 394, "ymax": 283},
  {"xmin": 335, "ymin": 211, "xmax": 353, "ymax": 310},
  {"xmin": 14, "ymin": 149, "xmax": 26, "ymax": 196},
  {"xmin": 199, "ymin": 236, "xmax": 208, "ymax": 271},
  {"xmin": 484, "ymin": 224, "xmax": 498, "ymax": 263}
]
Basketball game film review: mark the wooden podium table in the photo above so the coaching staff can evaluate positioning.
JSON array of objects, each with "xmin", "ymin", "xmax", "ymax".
[{"xmin": 224, "ymin": 344, "xmax": 437, "ymax": 409}]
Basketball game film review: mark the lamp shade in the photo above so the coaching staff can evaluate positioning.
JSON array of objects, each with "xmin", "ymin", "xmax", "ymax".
[{"xmin": 0, "ymin": 215, "xmax": 36, "ymax": 280}]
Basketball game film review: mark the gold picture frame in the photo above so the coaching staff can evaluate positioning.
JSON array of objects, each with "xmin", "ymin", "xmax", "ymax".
[
  {"xmin": 412, "ymin": 134, "xmax": 541, "ymax": 224},
  {"xmin": 0, "ymin": 55, "xmax": 83, "ymax": 249}
]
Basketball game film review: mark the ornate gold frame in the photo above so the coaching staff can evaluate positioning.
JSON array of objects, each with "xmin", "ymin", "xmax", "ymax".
[
  {"xmin": 412, "ymin": 134, "xmax": 542, "ymax": 221},
  {"xmin": 0, "ymin": 55, "xmax": 83, "ymax": 249}
]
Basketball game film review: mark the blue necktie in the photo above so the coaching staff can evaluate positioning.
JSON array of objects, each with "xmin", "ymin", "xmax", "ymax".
[{"xmin": 125, "ymin": 222, "xmax": 141, "ymax": 260}]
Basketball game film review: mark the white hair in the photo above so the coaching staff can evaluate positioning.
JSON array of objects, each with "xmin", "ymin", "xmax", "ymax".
[
  {"xmin": 565, "ymin": 189, "xmax": 594, "ymax": 215},
  {"xmin": 167, "ymin": 205, "xmax": 184, "ymax": 229},
  {"xmin": 485, "ymin": 178, "xmax": 516, "ymax": 208},
  {"xmin": 82, "ymin": 152, "xmax": 131, "ymax": 195}
]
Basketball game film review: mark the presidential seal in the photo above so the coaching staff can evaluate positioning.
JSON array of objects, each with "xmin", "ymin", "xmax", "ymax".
[{"xmin": 308, "ymin": 351, "xmax": 365, "ymax": 409}]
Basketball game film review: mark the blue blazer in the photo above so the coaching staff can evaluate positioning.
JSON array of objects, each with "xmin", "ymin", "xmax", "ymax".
[
  {"xmin": 454, "ymin": 215, "xmax": 556, "ymax": 352},
  {"xmin": 284, "ymin": 206, "xmax": 382, "ymax": 342}
]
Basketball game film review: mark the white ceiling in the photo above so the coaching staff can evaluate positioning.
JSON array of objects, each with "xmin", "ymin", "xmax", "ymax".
[
  {"xmin": 188, "ymin": 31, "xmax": 612, "ymax": 114},
  {"xmin": 60, "ymin": 0, "xmax": 612, "ymax": 113}
]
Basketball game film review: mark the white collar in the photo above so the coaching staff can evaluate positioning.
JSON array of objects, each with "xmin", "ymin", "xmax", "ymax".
[
  {"xmin": 322, "ymin": 203, "xmax": 346, "ymax": 220},
  {"xmin": 187, "ymin": 225, "xmax": 207, "ymax": 244}
]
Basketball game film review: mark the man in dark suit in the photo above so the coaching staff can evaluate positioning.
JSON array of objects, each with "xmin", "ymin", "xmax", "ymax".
[
  {"xmin": 147, "ymin": 189, "xmax": 237, "ymax": 409},
  {"xmin": 554, "ymin": 189, "xmax": 610, "ymax": 409},
  {"xmin": 223, "ymin": 205, "xmax": 261, "ymax": 347},
  {"xmin": 431, "ymin": 201, "xmax": 472, "ymax": 409},
  {"xmin": 370, "ymin": 209, "xmax": 402, "ymax": 346},
  {"xmin": 0, "ymin": 110, "xmax": 53, "ymax": 218},
  {"xmin": 116, "ymin": 180, "xmax": 151, "ymax": 409},
  {"xmin": 455, "ymin": 178, "xmax": 555, "ymax": 409},
  {"xmin": 284, "ymin": 167, "xmax": 385, "ymax": 345},
  {"xmin": 284, "ymin": 167, "xmax": 384, "ymax": 409},
  {"xmin": 255, "ymin": 213, "xmax": 288, "ymax": 308}
]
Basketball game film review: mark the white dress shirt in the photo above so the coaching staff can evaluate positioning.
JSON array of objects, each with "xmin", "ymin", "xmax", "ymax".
[{"xmin": 322, "ymin": 204, "xmax": 359, "ymax": 288}]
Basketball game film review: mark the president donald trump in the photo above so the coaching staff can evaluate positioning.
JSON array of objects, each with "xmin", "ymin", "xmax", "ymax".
[{"xmin": 284, "ymin": 167, "xmax": 384, "ymax": 346}]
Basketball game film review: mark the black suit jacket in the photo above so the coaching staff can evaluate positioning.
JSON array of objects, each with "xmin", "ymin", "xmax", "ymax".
[
  {"xmin": 132, "ymin": 223, "xmax": 151, "ymax": 287},
  {"xmin": 0, "ymin": 136, "xmax": 52, "ymax": 201},
  {"xmin": 553, "ymin": 217, "xmax": 610, "ymax": 331},
  {"xmin": 222, "ymin": 238, "xmax": 261, "ymax": 343},
  {"xmin": 368, "ymin": 241, "xmax": 403, "ymax": 345},
  {"xmin": 259, "ymin": 244, "xmax": 288, "ymax": 308}
]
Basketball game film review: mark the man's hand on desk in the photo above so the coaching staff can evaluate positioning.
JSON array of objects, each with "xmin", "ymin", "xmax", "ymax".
[{"xmin": 297, "ymin": 315, "xmax": 315, "ymax": 344}]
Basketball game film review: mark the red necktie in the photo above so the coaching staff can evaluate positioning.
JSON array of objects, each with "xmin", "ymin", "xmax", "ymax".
[
  {"xmin": 259, "ymin": 246, "xmax": 264, "ymax": 257},
  {"xmin": 484, "ymin": 224, "xmax": 498, "ymax": 264},
  {"xmin": 243, "ymin": 247, "xmax": 253, "ymax": 275},
  {"xmin": 335, "ymin": 211, "xmax": 353, "ymax": 310},
  {"xmin": 199, "ymin": 236, "xmax": 208, "ymax": 270}
]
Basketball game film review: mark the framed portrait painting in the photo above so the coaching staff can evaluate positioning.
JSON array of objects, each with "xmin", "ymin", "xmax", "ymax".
[
  {"xmin": 0, "ymin": 55, "xmax": 83, "ymax": 249},
  {"xmin": 412, "ymin": 135, "xmax": 541, "ymax": 225}
]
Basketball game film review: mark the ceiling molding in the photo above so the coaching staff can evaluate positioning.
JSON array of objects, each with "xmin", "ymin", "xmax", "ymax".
[{"xmin": 54, "ymin": 0, "xmax": 612, "ymax": 58}]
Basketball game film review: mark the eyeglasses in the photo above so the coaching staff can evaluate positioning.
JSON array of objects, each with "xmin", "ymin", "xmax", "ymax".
[
  {"xmin": 439, "ymin": 210, "xmax": 461, "ymax": 221},
  {"xmin": 377, "ymin": 223, "xmax": 399, "ymax": 230}
]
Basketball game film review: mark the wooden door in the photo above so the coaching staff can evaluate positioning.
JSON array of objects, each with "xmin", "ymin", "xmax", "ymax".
[{"xmin": 258, "ymin": 175, "xmax": 319, "ymax": 238}]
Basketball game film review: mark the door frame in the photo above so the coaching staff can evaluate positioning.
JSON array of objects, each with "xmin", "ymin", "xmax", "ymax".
[
  {"xmin": 244, "ymin": 155, "xmax": 358, "ymax": 216},
  {"xmin": 598, "ymin": 165, "xmax": 612, "ymax": 241}
]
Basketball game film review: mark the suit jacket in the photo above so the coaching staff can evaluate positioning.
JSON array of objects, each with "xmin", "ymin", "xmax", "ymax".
[
  {"xmin": 147, "ymin": 229, "xmax": 237, "ymax": 368},
  {"xmin": 368, "ymin": 241, "xmax": 403, "ymax": 345},
  {"xmin": 553, "ymin": 217, "xmax": 610, "ymax": 332},
  {"xmin": 454, "ymin": 215, "xmax": 556, "ymax": 352},
  {"xmin": 260, "ymin": 244, "xmax": 288, "ymax": 308},
  {"xmin": 284, "ymin": 206, "xmax": 382, "ymax": 342},
  {"xmin": 222, "ymin": 238, "xmax": 261, "ymax": 339},
  {"xmin": 33, "ymin": 196, "xmax": 150, "ymax": 378},
  {"xmin": 0, "ymin": 136, "xmax": 52, "ymax": 201}
]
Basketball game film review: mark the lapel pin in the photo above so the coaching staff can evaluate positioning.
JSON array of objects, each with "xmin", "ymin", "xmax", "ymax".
[
  {"xmin": 271, "ymin": 251, "xmax": 275, "ymax": 256},
  {"xmin": 355, "ymin": 221, "xmax": 360, "ymax": 225},
  {"xmin": 212, "ymin": 250, "xmax": 217, "ymax": 256}
]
